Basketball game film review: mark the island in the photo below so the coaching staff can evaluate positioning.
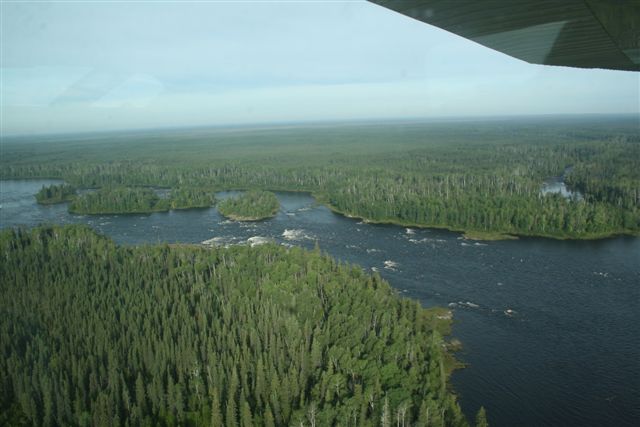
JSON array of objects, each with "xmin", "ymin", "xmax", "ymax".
[
  {"xmin": 35, "ymin": 183, "xmax": 76, "ymax": 204},
  {"xmin": 68, "ymin": 187, "xmax": 170, "ymax": 214},
  {"xmin": 68, "ymin": 187, "xmax": 216, "ymax": 214},
  {"xmin": 0, "ymin": 225, "xmax": 474, "ymax": 426},
  {"xmin": 169, "ymin": 187, "xmax": 215, "ymax": 210},
  {"xmin": 217, "ymin": 190, "xmax": 280, "ymax": 221}
]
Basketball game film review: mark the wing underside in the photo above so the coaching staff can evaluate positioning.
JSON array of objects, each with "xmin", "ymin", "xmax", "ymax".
[{"xmin": 369, "ymin": 0, "xmax": 640, "ymax": 72}]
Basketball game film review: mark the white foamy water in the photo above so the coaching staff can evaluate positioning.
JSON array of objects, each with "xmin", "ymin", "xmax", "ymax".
[
  {"xmin": 282, "ymin": 229, "xmax": 314, "ymax": 241},
  {"xmin": 202, "ymin": 236, "xmax": 235, "ymax": 247},
  {"xmin": 409, "ymin": 237, "xmax": 446, "ymax": 244},
  {"xmin": 247, "ymin": 236, "xmax": 271, "ymax": 247},
  {"xmin": 384, "ymin": 260, "xmax": 399, "ymax": 271},
  {"xmin": 450, "ymin": 301, "xmax": 480, "ymax": 309}
]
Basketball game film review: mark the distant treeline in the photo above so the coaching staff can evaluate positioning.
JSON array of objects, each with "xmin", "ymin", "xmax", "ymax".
[
  {"xmin": 5, "ymin": 119, "xmax": 639, "ymax": 238},
  {"xmin": 0, "ymin": 225, "xmax": 477, "ymax": 426}
]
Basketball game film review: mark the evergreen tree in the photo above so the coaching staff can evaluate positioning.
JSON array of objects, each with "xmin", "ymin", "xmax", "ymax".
[
  {"xmin": 225, "ymin": 398, "xmax": 237, "ymax": 427},
  {"xmin": 211, "ymin": 388, "xmax": 223, "ymax": 427},
  {"xmin": 240, "ymin": 401, "xmax": 253, "ymax": 427},
  {"xmin": 475, "ymin": 407, "xmax": 488, "ymax": 427}
]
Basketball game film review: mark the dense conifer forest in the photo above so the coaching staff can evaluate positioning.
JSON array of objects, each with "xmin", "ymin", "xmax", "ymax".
[
  {"xmin": 0, "ymin": 225, "xmax": 471, "ymax": 426},
  {"xmin": 218, "ymin": 190, "xmax": 280, "ymax": 221},
  {"xmin": 2, "ymin": 117, "xmax": 638, "ymax": 238},
  {"xmin": 64, "ymin": 187, "xmax": 215, "ymax": 214},
  {"xmin": 169, "ymin": 188, "xmax": 215, "ymax": 210},
  {"xmin": 35, "ymin": 184, "xmax": 76, "ymax": 205},
  {"xmin": 68, "ymin": 187, "xmax": 170, "ymax": 214}
]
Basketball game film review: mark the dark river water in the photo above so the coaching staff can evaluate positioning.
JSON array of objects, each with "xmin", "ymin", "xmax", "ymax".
[{"xmin": 1, "ymin": 180, "xmax": 639, "ymax": 427}]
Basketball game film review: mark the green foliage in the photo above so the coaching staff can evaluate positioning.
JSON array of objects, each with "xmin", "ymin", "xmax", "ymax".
[
  {"xmin": 170, "ymin": 187, "xmax": 215, "ymax": 209},
  {"xmin": 68, "ymin": 187, "xmax": 169, "ymax": 214},
  {"xmin": 210, "ymin": 388, "xmax": 223, "ymax": 426},
  {"xmin": 35, "ymin": 183, "xmax": 76, "ymax": 204},
  {"xmin": 217, "ymin": 190, "xmax": 279, "ymax": 221},
  {"xmin": 475, "ymin": 406, "xmax": 489, "ymax": 427},
  {"xmin": 68, "ymin": 187, "xmax": 214, "ymax": 214},
  {"xmin": 0, "ymin": 225, "xmax": 468, "ymax": 426},
  {"xmin": 3, "ymin": 117, "xmax": 638, "ymax": 237}
]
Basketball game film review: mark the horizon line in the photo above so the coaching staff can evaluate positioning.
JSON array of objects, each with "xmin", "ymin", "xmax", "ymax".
[{"xmin": 2, "ymin": 112, "xmax": 638, "ymax": 140}]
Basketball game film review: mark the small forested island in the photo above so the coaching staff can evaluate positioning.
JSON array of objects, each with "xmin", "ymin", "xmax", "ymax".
[
  {"xmin": 0, "ymin": 225, "xmax": 477, "ymax": 426},
  {"xmin": 67, "ymin": 187, "xmax": 215, "ymax": 214},
  {"xmin": 217, "ymin": 190, "xmax": 280, "ymax": 221},
  {"xmin": 69, "ymin": 187, "xmax": 170, "ymax": 214},
  {"xmin": 35, "ymin": 183, "xmax": 76, "ymax": 204},
  {"xmin": 169, "ymin": 187, "xmax": 215, "ymax": 210}
]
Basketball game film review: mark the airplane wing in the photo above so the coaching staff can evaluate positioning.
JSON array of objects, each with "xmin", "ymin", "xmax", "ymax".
[{"xmin": 368, "ymin": 0, "xmax": 640, "ymax": 72}]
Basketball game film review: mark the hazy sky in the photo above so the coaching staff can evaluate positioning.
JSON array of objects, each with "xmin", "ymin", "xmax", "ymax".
[{"xmin": 2, "ymin": 0, "xmax": 638, "ymax": 136}]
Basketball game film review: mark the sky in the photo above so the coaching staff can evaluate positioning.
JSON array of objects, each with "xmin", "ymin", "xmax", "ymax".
[{"xmin": 1, "ymin": 0, "xmax": 639, "ymax": 136}]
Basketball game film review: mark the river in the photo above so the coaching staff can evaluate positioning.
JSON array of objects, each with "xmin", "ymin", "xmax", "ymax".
[{"xmin": 1, "ymin": 180, "xmax": 638, "ymax": 426}]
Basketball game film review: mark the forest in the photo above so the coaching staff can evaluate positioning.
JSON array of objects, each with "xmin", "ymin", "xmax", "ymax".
[
  {"xmin": 59, "ymin": 186, "xmax": 215, "ymax": 214},
  {"xmin": 68, "ymin": 187, "xmax": 170, "ymax": 214},
  {"xmin": 217, "ymin": 190, "xmax": 280, "ymax": 221},
  {"xmin": 0, "ymin": 225, "xmax": 479, "ymax": 426},
  {"xmin": 35, "ymin": 184, "xmax": 76, "ymax": 205},
  {"xmin": 169, "ymin": 187, "xmax": 216, "ymax": 210},
  {"xmin": 3, "ymin": 116, "xmax": 639, "ymax": 238}
]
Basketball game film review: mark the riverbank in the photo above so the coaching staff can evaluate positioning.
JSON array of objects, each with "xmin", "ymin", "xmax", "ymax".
[
  {"xmin": 314, "ymin": 192, "xmax": 638, "ymax": 241},
  {"xmin": 36, "ymin": 195, "xmax": 76, "ymax": 205},
  {"xmin": 12, "ymin": 177, "xmax": 638, "ymax": 240},
  {"xmin": 218, "ymin": 212, "xmax": 277, "ymax": 221},
  {"xmin": 314, "ymin": 195, "xmax": 524, "ymax": 241}
]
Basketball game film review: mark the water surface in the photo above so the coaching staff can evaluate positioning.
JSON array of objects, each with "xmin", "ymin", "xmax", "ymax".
[{"xmin": 1, "ymin": 180, "xmax": 638, "ymax": 426}]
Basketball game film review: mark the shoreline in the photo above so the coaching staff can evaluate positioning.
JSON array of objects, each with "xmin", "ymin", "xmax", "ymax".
[
  {"xmin": 7, "ymin": 178, "xmax": 638, "ymax": 240},
  {"xmin": 216, "ymin": 189, "xmax": 280, "ymax": 222},
  {"xmin": 218, "ymin": 212, "xmax": 277, "ymax": 222},
  {"xmin": 313, "ymin": 193, "xmax": 638, "ymax": 241}
]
